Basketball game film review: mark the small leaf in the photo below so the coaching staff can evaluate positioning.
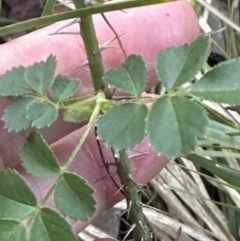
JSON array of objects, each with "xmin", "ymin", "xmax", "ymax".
[
  {"xmin": 51, "ymin": 74, "xmax": 80, "ymax": 101},
  {"xmin": 27, "ymin": 100, "xmax": 58, "ymax": 128},
  {"xmin": 0, "ymin": 66, "xmax": 32, "ymax": 95},
  {"xmin": 146, "ymin": 96, "xmax": 208, "ymax": 158},
  {"xmin": 21, "ymin": 131, "xmax": 60, "ymax": 178},
  {"xmin": 190, "ymin": 59, "xmax": 240, "ymax": 105},
  {"xmin": 25, "ymin": 55, "xmax": 57, "ymax": 94},
  {"xmin": 0, "ymin": 219, "xmax": 27, "ymax": 241},
  {"xmin": 103, "ymin": 54, "xmax": 147, "ymax": 97},
  {"xmin": 98, "ymin": 103, "xmax": 147, "ymax": 150},
  {"xmin": 2, "ymin": 96, "xmax": 36, "ymax": 131},
  {"xmin": 156, "ymin": 34, "xmax": 210, "ymax": 90},
  {"xmin": 29, "ymin": 207, "xmax": 78, "ymax": 241},
  {"xmin": 54, "ymin": 172, "xmax": 96, "ymax": 221},
  {"xmin": 63, "ymin": 96, "xmax": 96, "ymax": 123},
  {"xmin": 0, "ymin": 169, "xmax": 37, "ymax": 219}
]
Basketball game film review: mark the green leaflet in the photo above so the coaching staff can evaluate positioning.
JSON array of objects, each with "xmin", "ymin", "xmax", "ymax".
[
  {"xmin": 2, "ymin": 96, "xmax": 36, "ymax": 132},
  {"xmin": 29, "ymin": 208, "xmax": 78, "ymax": 241},
  {"xmin": 25, "ymin": 55, "xmax": 57, "ymax": 95},
  {"xmin": 54, "ymin": 172, "xmax": 96, "ymax": 221},
  {"xmin": 0, "ymin": 169, "xmax": 37, "ymax": 219},
  {"xmin": 0, "ymin": 219, "xmax": 27, "ymax": 241},
  {"xmin": 190, "ymin": 59, "xmax": 240, "ymax": 105},
  {"xmin": 103, "ymin": 54, "xmax": 147, "ymax": 97},
  {"xmin": 27, "ymin": 100, "xmax": 58, "ymax": 128},
  {"xmin": 51, "ymin": 74, "xmax": 80, "ymax": 101},
  {"xmin": 156, "ymin": 34, "xmax": 210, "ymax": 91},
  {"xmin": 21, "ymin": 131, "xmax": 61, "ymax": 178},
  {"xmin": 2, "ymin": 96, "xmax": 58, "ymax": 131},
  {"xmin": 0, "ymin": 66, "xmax": 32, "ymax": 96},
  {"xmin": 146, "ymin": 96, "xmax": 208, "ymax": 158},
  {"xmin": 97, "ymin": 103, "xmax": 148, "ymax": 150}
]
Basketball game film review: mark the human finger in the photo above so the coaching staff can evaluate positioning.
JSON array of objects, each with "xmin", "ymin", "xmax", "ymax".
[{"xmin": 0, "ymin": 2, "xmax": 200, "ymax": 168}]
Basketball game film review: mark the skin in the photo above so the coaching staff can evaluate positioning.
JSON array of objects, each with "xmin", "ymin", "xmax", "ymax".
[{"xmin": 0, "ymin": 1, "xmax": 200, "ymax": 240}]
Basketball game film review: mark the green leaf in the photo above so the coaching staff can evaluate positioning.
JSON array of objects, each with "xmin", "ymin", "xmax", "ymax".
[
  {"xmin": 146, "ymin": 96, "xmax": 208, "ymax": 158},
  {"xmin": 0, "ymin": 169, "xmax": 37, "ymax": 219},
  {"xmin": 190, "ymin": 59, "xmax": 240, "ymax": 105},
  {"xmin": 103, "ymin": 54, "xmax": 147, "ymax": 97},
  {"xmin": 156, "ymin": 34, "xmax": 210, "ymax": 90},
  {"xmin": 98, "ymin": 103, "xmax": 148, "ymax": 150},
  {"xmin": 0, "ymin": 219, "xmax": 27, "ymax": 241},
  {"xmin": 29, "ymin": 207, "xmax": 78, "ymax": 241},
  {"xmin": 51, "ymin": 74, "xmax": 80, "ymax": 101},
  {"xmin": 54, "ymin": 172, "xmax": 96, "ymax": 221},
  {"xmin": 20, "ymin": 131, "xmax": 60, "ymax": 178},
  {"xmin": 63, "ymin": 96, "xmax": 96, "ymax": 123},
  {"xmin": 2, "ymin": 96, "xmax": 36, "ymax": 132},
  {"xmin": 25, "ymin": 55, "xmax": 57, "ymax": 95},
  {"xmin": 27, "ymin": 100, "xmax": 58, "ymax": 128},
  {"xmin": 0, "ymin": 66, "xmax": 32, "ymax": 96},
  {"xmin": 205, "ymin": 128, "xmax": 240, "ymax": 151},
  {"xmin": 188, "ymin": 154, "xmax": 240, "ymax": 188}
]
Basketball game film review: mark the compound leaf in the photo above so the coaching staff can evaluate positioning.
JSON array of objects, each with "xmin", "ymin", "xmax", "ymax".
[
  {"xmin": 51, "ymin": 74, "xmax": 80, "ymax": 101},
  {"xmin": 2, "ymin": 96, "xmax": 36, "ymax": 132},
  {"xmin": 103, "ymin": 54, "xmax": 147, "ymax": 97},
  {"xmin": 97, "ymin": 103, "xmax": 147, "ymax": 150},
  {"xmin": 54, "ymin": 172, "xmax": 96, "ymax": 221},
  {"xmin": 0, "ymin": 169, "xmax": 37, "ymax": 219},
  {"xmin": 156, "ymin": 34, "xmax": 210, "ymax": 90},
  {"xmin": 27, "ymin": 100, "xmax": 58, "ymax": 128},
  {"xmin": 0, "ymin": 219, "xmax": 27, "ymax": 241},
  {"xmin": 190, "ymin": 59, "xmax": 240, "ymax": 105},
  {"xmin": 21, "ymin": 131, "xmax": 60, "ymax": 178},
  {"xmin": 146, "ymin": 96, "xmax": 208, "ymax": 158},
  {"xmin": 0, "ymin": 66, "xmax": 32, "ymax": 96},
  {"xmin": 29, "ymin": 207, "xmax": 78, "ymax": 241},
  {"xmin": 25, "ymin": 55, "xmax": 57, "ymax": 95}
]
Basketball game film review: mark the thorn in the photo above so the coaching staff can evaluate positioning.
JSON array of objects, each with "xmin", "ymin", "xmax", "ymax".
[
  {"xmin": 127, "ymin": 200, "xmax": 132, "ymax": 219},
  {"xmin": 113, "ymin": 150, "xmax": 120, "ymax": 159},
  {"xmin": 127, "ymin": 173, "xmax": 150, "ymax": 199},
  {"xmin": 101, "ymin": 13, "xmax": 127, "ymax": 59},
  {"xmin": 138, "ymin": 220, "xmax": 147, "ymax": 232},
  {"xmin": 50, "ymin": 18, "xmax": 81, "ymax": 35},
  {"xmin": 93, "ymin": 34, "xmax": 123, "ymax": 55},
  {"xmin": 78, "ymin": 60, "xmax": 89, "ymax": 67},
  {"xmin": 78, "ymin": 35, "xmax": 123, "ymax": 68},
  {"xmin": 94, "ymin": 171, "xmax": 117, "ymax": 183},
  {"xmin": 123, "ymin": 223, "xmax": 136, "ymax": 241},
  {"xmin": 99, "ymin": 34, "xmax": 124, "ymax": 52},
  {"xmin": 99, "ymin": 162, "xmax": 116, "ymax": 169},
  {"xmin": 114, "ymin": 184, "xmax": 124, "ymax": 196}
]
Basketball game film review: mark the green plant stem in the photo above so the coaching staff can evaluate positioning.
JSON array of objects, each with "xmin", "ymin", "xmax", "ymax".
[
  {"xmin": 64, "ymin": 91, "xmax": 105, "ymax": 170},
  {"xmin": 0, "ymin": 0, "xmax": 169, "ymax": 36},
  {"xmin": 42, "ymin": 0, "xmax": 57, "ymax": 16},
  {"xmin": 74, "ymin": 0, "xmax": 105, "ymax": 91},
  {"xmin": 71, "ymin": 2, "xmax": 152, "ymax": 237},
  {"xmin": 115, "ymin": 149, "xmax": 152, "ymax": 240}
]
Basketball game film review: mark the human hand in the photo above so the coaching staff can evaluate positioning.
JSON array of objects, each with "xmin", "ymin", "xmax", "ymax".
[{"xmin": 0, "ymin": 1, "xmax": 200, "ymax": 240}]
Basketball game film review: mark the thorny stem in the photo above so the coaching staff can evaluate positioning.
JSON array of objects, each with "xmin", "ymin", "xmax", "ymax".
[
  {"xmin": 114, "ymin": 150, "xmax": 152, "ymax": 240},
  {"xmin": 0, "ymin": 0, "xmax": 171, "ymax": 36},
  {"xmin": 74, "ymin": 0, "xmax": 105, "ymax": 91},
  {"xmin": 73, "ymin": 2, "xmax": 152, "ymax": 239}
]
